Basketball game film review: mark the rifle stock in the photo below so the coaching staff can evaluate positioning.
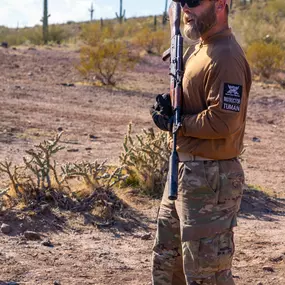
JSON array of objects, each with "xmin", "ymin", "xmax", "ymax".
[{"xmin": 163, "ymin": 1, "xmax": 183, "ymax": 201}]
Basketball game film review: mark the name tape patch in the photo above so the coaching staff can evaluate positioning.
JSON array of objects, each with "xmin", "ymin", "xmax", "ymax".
[{"xmin": 222, "ymin": 83, "xmax": 243, "ymax": 112}]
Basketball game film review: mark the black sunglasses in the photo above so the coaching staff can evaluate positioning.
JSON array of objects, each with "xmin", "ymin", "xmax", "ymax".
[{"xmin": 179, "ymin": 0, "xmax": 205, "ymax": 8}]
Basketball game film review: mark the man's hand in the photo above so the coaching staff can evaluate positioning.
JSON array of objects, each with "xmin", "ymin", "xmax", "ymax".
[
  {"xmin": 150, "ymin": 93, "xmax": 173, "ymax": 132},
  {"xmin": 153, "ymin": 93, "xmax": 173, "ymax": 116}
]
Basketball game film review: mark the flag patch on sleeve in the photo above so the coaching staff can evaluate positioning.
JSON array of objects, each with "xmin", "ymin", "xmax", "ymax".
[{"xmin": 222, "ymin": 83, "xmax": 243, "ymax": 112}]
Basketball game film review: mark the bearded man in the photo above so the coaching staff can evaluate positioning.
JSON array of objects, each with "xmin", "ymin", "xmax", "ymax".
[{"xmin": 150, "ymin": 0, "xmax": 252, "ymax": 284}]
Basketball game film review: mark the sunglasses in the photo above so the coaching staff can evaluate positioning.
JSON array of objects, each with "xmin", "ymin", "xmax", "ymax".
[
  {"xmin": 180, "ymin": 0, "xmax": 202, "ymax": 8},
  {"xmin": 179, "ymin": 0, "xmax": 206, "ymax": 8}
]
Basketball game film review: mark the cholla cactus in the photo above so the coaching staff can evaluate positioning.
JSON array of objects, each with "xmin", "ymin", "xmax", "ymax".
[
  {"xmin": 119, "ymin": 123, "xmax": 170, "ymax": 196},
  {"xmin": 61, "ymin": 160, "xmax": 126, "ymax": 190},
  {"xmin": 23, "ymin": 132, "xmax": 64, "ymax": 190}
]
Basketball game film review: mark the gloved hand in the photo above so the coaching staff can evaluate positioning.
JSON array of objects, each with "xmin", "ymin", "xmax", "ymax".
[
  {"xmin": 153, "ymin": 93, "xmax": 173, "ymax": 117},
  {"xmin": 150, "ymin": 93, "xmax": 173, "ymax": 132}
]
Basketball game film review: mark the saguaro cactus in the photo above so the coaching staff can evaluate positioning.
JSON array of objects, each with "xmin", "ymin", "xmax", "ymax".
[
  {"xmin": 89, "ymin": 3, "xmax": 94, "ymax": 22},
  {"xmin": 41, "ymin": 0, "xmax": 50, "ymax": 44},
  {"xmin": 163, "ymin": 0, "xmax": 168, "ymax": 26},
  {"xmin": 154, "ymin": 15, "xmax": 157, "ymax": 31},
  {"xmin": 116, "ymin": 0, "xmax": 126, "ymax": 24}
]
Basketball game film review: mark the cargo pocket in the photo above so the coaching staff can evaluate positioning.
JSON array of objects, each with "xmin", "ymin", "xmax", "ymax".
[
  {"xmin": 219, "ymin": 160, "xmax": 244, "ymax": 206},
  {"xmin": 203, "ymin": 161, "xmax": 220, "ymax": 195},
  {"xmin": 197, "ymin": 230, "xmax": 234, "ymax": 274}
]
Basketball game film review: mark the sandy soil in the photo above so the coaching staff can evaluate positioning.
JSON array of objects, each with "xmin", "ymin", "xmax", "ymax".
[{"xmin": 0, "ymin": 46, "xmax": 285, "ymax": 285}]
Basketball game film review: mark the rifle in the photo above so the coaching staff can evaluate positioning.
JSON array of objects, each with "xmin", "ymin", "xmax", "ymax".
[{"xmin": 162, "ymin": 1, "xmax": 184, "ymax": 201}]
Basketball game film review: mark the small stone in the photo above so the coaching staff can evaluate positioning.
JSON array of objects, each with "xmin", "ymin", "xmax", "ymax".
[
  {"xmin": 256, "ymin": 282, "xmax": 263, "ymax": 285},
  {"xmin": 141, "ymin": 233, "xmax": 152, "ymax": 240},
  {"xmin": 41, "ymin": 239, "xmax": 53, "ymax": 247},
  {"xmin": 57, "ymin": 127, "xmax": 63, "ymax": 132},
  {"xmin": 67, "ymin": 148, "xmax": 79, "ymax": 152},
  {"xmin": 89, "ymin": 134, "xmax": 98, "ymax": 140},
  {"xmin": 24, "ymin": 231, "xmax": 41, "ymax": 241},
  {"xmin": 54, "ymin": 281, "xmax": 61, "ymax": 285},
  {"xmin": 262, "ymin": 266, "xmax": 274, "ymax": 272},
  {"xmin": 1, "ymin": 223, "xmax": 12, "ymax": 234},
  {"xmin": 40, "ymin": 204, "xmax": 50, "ymax": 214},
  {"xmin": 252, "ymin": 137, "xmax": 261, "ymax": 142}
]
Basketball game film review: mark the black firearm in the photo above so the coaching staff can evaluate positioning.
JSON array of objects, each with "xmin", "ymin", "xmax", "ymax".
[{"xmin": 162, "ymin": 1, "xmax": 184, "ymax": 201}]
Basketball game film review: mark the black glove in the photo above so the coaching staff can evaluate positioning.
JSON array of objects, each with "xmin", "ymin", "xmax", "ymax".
[
  {"xmin": 150, "ymin": 108, "xmax": 173, "ymax": 132},
  {"xmin": 153, "ymin": 93, "xmax": 173, "ymax": 117}
]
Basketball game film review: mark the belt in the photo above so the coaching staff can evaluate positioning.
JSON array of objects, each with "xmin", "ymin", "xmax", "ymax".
[{"xmin": 178, "ymin": 152, "xmax": 214, "ymax": 162}]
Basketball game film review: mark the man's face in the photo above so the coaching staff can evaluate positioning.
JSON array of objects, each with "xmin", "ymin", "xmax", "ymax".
[{"xmin": 183, "ymin": 1, "xmax": 217, "ymax": 40}]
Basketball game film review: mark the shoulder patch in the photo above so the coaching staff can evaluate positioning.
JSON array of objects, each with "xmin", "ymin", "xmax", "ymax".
[{"xmin": 222, "ymin": 83, "xmax": 242, "ymax": 112}]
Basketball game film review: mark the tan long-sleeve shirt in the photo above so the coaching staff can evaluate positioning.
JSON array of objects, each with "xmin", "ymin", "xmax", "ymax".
[{"xmin": 177, "ymin": 29, "xmax": 252, "ymax": 160}]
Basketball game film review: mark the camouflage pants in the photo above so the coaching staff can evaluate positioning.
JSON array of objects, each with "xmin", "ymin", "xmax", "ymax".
[{"xmin": 152, "ymin": 158, "xmax": 244, "ymax": 285}]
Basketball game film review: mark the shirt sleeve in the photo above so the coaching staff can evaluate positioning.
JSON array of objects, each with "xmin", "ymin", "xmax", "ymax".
[{"xmin": 181, "ymin": 57, "xmax": 248, "ymax": 139}]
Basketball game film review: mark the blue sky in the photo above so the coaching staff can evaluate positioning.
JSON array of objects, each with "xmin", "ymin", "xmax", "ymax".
[{"xmin": 0, "ymin": 0, "xmax": 168, "ymax": 28}]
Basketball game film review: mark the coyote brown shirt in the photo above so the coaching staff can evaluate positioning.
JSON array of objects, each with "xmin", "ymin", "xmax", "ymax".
[{"xmin": 177, "ymin": 28, "xmax": 252, "ymax": 160}]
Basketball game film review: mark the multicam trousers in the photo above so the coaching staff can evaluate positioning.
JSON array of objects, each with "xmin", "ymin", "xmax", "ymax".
[{"xmin": 152, "ymin": 158, "xmax": 244, "ymax": 285}]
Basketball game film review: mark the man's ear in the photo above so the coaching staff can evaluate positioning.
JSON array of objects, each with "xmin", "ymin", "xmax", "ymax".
[{"xmin": 216, "ymin": 0, "xmax": 226, "ymax": 12}]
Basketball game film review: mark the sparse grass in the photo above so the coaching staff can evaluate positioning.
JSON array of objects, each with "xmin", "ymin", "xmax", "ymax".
[{"xmin": 246, "ymin": 184, "xmax": 277, "ymax": 197}]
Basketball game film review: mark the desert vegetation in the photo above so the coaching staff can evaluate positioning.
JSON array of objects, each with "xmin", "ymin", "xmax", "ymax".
[
  {"xmin": 0, "ymin": 0, "xmax": 284, "ymax": 83},
  {"xmin": 0, "ymin": 1, "xmax": 285, "ymax": 284}
]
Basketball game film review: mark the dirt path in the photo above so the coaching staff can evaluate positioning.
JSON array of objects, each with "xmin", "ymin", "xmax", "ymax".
[{"xmin": 0, "ymin": 47, "xmax": 285, "ymax": 285}]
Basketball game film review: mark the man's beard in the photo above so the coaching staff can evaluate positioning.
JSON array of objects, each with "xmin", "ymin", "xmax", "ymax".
[{"xmin": 183, "ymin": 3, "xmax": 217, "ymax": 40}]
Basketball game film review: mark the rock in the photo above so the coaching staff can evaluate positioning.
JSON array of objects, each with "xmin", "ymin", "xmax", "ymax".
[
  {"xmin": 256, "ymin": 282, "xmax": 263, "ymax": 285},
  {"xmin": 1, "ymin": 42, "xmax": 8, "ymax": 48},
  {"xmin": 269, "ymin": 254, "xmax": 284, "ymax": 263},
  {"xmin": 57, "ymin": 127, "xmax": 63, "ymax": 132},
  {"xmin": 1, "ymin": 223, "xmax": 12, "ymax": 234},
  {"xmin": 24, "ymin": 231, "xmax": 41, "ymax": 241},
  {"xmin": 262, "ymin": 266, "xmax": 274, "ymax": 272},
  {"xmin": 54, "ymin": 281, "xmax": 61, "ymax": 285},
  {"xmin": 41, "ymin": 239, "xmax": 53, "ymax": 247},
  {"xmin": 60, "ymin": 83, "xmax": 75, "ymax": 87},
  {"xmin": 141, "ymin": 233, "xmax": 152, "ymax": 240},
  {"xmin": 252, "ymin": 137, "xmax": 261, "ymax": 142},
  {"xmin": 89, "ymin": 134, "xmax": 98, "ymax": 140},
  {"xmin": 67, "ymin": 148, "xmax": 79, "ymax": 152},
  {"xmin": 40, "ymin": 204, "xmax": 50, "ymax": 214}
]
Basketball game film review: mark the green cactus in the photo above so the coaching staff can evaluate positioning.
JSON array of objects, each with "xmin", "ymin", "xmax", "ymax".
[
  {"xmin": 116, "ymin": 0, "xmax": 126, "ymax": 24},
  {"xmin": 89, "ymin": 3, "xmax": 94, "ymax": 22},
  {"xmin": 119, "ymin": 123, "xmax": 170, "ymax": 197},
  {"xmin": 41, "ymin": 0, "xmax": 51, "ymax": 44},
  {"xmin": 162, "ymin": 0, "xmax": 168, "ymax": 26},
  {"xmin": 154, "ymin": 15, "xmax": 157, "ymax": 31}
]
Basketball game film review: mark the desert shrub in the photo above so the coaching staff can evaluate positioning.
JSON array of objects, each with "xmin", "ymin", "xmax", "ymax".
[
  {"xmin": 0, "ymin": 132, "xmax": 126, "ymax": 218},
  {"xmin": 48, "ymin": 24, "xmax": 70, "ymax": 44},
  {"xmin": 119, "ymin": 124, "xmax": 170, "ymax": 198},
  {"xmin": 231, "ymin": 0, "xmax": 285, "ymax": 49},
  {"xmin": 132, "ymin": 27, "xmax": 169, "ymax": 54},
  {"xmin": 246, "ymin": 42, "xmax": 285, "ymax": 78},
  {"xmin": 78, "ymin": 23, "xmax": 138, "ymax": 85}
]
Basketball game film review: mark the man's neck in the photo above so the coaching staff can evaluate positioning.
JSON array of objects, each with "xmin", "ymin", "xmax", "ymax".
[{"xmin": 201, "ymin": 22, "xmax": 229, "ymax": 42}]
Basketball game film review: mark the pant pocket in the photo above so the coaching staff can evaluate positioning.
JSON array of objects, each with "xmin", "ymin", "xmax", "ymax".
[{"xmin": 198, "ymin": 230, "xmax": 234, "ymax": 273}]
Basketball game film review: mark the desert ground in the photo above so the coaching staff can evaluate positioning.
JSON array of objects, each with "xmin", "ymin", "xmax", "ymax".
[{"xmin": 0, "ymin": 46, "xmax": 285, "ymax": 285}]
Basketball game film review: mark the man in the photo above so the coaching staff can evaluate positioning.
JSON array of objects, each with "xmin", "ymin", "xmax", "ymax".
[{"xmin": 150, "ymin": 0, "xmax": 252, "ymax": 284}]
